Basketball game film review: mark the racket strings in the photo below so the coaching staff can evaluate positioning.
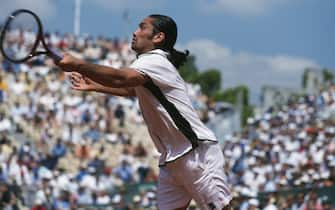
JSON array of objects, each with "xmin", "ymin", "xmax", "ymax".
[{"xmin": 2, "ymin": 13, "xmax": 39, "ymax": 61}]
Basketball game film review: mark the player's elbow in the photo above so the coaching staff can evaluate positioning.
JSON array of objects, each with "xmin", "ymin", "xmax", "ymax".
[
  {"xmin": 108, "ymin": 77, "xmax": 135, "ymax": 88},
  {"xmin": 111, "ymin": 71, "xmax": 146, "ymax": 88}
]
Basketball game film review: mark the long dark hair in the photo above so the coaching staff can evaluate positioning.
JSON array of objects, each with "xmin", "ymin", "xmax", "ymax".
[{"xmin": 149, "ymin": 14, "xmax": 189, "ymax": 69}]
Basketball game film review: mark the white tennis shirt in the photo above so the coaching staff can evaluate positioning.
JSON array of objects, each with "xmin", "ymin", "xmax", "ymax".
[{"xmin": 130, "ymin": 49, "xmax": 217, "ymax": 166}]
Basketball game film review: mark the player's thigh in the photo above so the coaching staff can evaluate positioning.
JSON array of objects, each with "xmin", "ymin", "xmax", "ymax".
[
  {"xmin": 179, "ymin": 142, "xmax": 232, "ymax": 210},
  {"xmin": 157, "ymin": 166, "xmax": 192, "ymax": 210}
]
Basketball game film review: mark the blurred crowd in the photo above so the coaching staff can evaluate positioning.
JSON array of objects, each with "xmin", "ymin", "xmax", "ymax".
[
  {"xmin": 0, "ymin": 29, "xmax": 334, "ymax": 210},
  {"xmin": 224, "ymin": 87, "xmax": 335, "ymax": 209}
]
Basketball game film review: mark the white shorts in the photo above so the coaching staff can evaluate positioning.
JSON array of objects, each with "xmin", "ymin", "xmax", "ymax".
[{"xmin": 157, "ymin": 141, "xmax": 232, "ymax": 210}]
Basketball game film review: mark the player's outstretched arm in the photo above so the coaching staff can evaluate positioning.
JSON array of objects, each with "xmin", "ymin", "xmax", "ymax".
[
  {"xmin": 57, "ymin": 53, "xmax": 147, "ymax": 89},
  {"xmin": 69, "ymin": 72, "xmax": 136, "ymax": 97}
]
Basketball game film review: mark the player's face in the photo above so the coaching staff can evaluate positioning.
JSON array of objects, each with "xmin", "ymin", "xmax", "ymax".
[{"xmin": 131, "ymin": 17, "xmax": 156, "ymax": 54}]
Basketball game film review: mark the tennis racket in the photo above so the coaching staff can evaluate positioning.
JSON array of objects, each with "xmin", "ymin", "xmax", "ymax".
[{"xmin": 0, "ymin": 9, "xmax": 62, "ymax": 64}]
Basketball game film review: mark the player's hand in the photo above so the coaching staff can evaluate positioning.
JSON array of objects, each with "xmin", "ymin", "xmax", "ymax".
[
  {"xmin": 56, "ymin": 53, "xmax": 85, "ymax": 72},
  {"xmin": 69, "ymin": 72, "xmax": 97, "ymax": 91}
]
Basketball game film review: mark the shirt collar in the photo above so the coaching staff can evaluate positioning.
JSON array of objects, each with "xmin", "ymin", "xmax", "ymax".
[{"xmin": 137, "ymin": 49, "xmax": 169, "ymax": 58}]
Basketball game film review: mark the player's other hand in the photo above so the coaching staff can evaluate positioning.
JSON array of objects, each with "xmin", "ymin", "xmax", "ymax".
[
  {"xmin": 56, "ymin": 53, "xmax": 85, "ymax": 72},
  {"xmin": 69, "ymin": 72, "xmax": 97, "ymax": 91}
]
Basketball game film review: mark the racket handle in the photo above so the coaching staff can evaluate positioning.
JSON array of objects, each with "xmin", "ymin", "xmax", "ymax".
[{"xmin": 48, "ymin": 50, "xmax": 63, "ymax": 63}]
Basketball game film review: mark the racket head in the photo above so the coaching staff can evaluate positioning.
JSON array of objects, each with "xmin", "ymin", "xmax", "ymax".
[{"xmin": 0, "ymin": 9, "xmax": 44, "ymax": 63}]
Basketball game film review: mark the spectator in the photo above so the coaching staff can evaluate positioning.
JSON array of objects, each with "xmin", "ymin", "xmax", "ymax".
[
  {"xmin": 51, "ymin": 138, "xmax": 67, "ymax": 159},
  {"xmin": 114, "ymin": 160, "xmax": 133, "ymax": 184}
]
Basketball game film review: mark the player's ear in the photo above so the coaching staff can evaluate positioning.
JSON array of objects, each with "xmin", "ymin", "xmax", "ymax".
[{"xmin": 152, "ymin": 32, "xmax": 165, "ymax": 45}]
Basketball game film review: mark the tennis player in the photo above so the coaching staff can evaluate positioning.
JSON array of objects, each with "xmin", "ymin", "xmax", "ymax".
[{"xmin": 57, "ymin": 14, "xmax": 232, "ymax": 210}]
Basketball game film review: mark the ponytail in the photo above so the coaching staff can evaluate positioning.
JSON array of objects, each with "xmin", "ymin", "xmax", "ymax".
[{"xmin": 168, "ymin": 48, "xmax": 189, "ymax": 69}]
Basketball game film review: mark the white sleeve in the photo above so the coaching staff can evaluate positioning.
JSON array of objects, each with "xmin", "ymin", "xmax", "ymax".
[{"xmin": 130, "ymin": 55, "xmax": 176, "ymax": 88}]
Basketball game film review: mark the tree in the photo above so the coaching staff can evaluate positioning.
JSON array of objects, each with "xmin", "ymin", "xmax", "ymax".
[
  {"xmin": 195, "ymin": 69, "xmax": 221, "ymax": 97},
  {"xmin": 322, "ymin": 68, "xmax": 334, "ymax": 84},
  {"xmin": 214, "ymin": 85, "xmax": 253, "ymax": 126},
  {"xmin": 178, "ymin": 55, "xmax": 199, "ymax": 83}
]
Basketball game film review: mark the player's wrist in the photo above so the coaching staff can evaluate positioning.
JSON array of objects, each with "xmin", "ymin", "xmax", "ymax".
[{"xmin": 77, "ymin": 60, "xmax": 88, "ymax": 73}]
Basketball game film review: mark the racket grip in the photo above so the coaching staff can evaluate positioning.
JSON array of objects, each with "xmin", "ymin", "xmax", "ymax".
[{"xmin": 49, "ymin": 51, "xmax": 63, "ymax": 63}]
